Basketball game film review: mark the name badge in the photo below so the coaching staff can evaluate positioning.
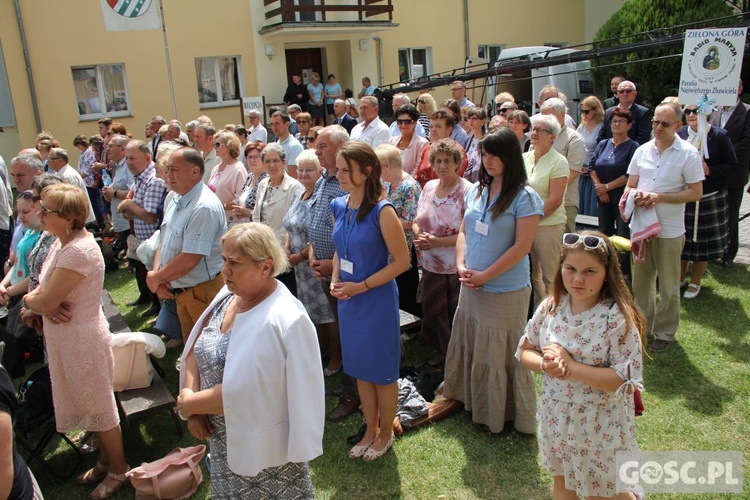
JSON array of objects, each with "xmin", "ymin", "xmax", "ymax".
[
  {"xmin": 341, "ymin": 259, "xmax": 354, "ymax": 274},
  {"xmin": 474, "ymin": 220, "xmax": 489, "ymax": 236}
]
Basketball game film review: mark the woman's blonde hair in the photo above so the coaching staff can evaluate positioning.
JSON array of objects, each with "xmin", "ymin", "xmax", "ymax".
[
  {"xmin": 222, "ymin": 222, "xmax": 289, "ymax": 277},
  {"xmin": 548, "ymin": 230, "xmax": 646, "ymax": 348},
  {"xmin": 581, "ymin": 96, "xmax": 604, "ymax": 124},
  {"xmin": 41, "ymin": 183, "xmax": 89, "ymax": 230},
  {"xmin": 374, "ymin": 144, "xmax": 402, "ymax": 171},
  {"xmin": 417, "ymin": 93, "xmax": 437, "ymax": 116},
  {"xmin": 215, "ymin": 130, "xmax": 241, "ymax": 159}
]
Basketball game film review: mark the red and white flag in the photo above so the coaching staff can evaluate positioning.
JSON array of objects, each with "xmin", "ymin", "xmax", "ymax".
[{"xmin": 100, "ymin": 0, "xmax": 161, "ymax": 31}]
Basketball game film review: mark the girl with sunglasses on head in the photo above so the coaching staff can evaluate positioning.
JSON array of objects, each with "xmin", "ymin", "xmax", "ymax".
[{"xmin": 516, "ymin": 230, "xmax": 646, "ymax": 500}]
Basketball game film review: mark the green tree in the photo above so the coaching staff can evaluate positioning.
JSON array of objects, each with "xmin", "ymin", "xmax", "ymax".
[{"xmin": 592, "ymin": 0, "xmax": 735, "ymax": 107}]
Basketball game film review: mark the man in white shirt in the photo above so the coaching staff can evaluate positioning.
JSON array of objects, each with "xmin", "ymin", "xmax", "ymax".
[
  {"xmin": 247, "ymin": 109, "xmax": 268, "ymax": 143},
  {"xmin": 193, "ymin": 123, "xmax": 220, "ymax": 184},
  {"xmin": 388, "ymin": 94, "xmax": 426, "ymax": 138},
  {"xmin": 625, "ymin": 102, "xmax": 704, "ymax": 354},
  {"xmin": 47, "ymin": 148, "xmax": 96, "ymax": 225},
  {"xmin": 350, "ymin": 96, "xmax": 390, "ymax": 149}
]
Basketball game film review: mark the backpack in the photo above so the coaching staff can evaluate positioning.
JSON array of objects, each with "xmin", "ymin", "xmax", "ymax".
[{"xmin": 14, "ymin": 365, "xmax": 54, "ymax": 436}]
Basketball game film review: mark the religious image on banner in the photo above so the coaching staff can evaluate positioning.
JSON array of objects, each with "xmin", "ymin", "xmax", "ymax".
[
  {"xmin": 679, "ymin": 27, "xmax": 748, "ymax": 107},
  {"xmin": 100, "ymin": 0, "xmax": 161, "ymax": 32}
]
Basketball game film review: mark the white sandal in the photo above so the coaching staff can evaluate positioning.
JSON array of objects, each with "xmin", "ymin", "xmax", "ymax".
[{"xmin": 683, "ymin": 284, "xmax": 701, "ymax": 299}]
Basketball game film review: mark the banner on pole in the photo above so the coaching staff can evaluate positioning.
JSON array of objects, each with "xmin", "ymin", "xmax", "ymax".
[
  {"xmin": 679, "ymin": 27, "xmax": 747, "ymax": 107},
  {"xmin": 100, "ymin": 0, "xmax": 161, "ymax": 31}
]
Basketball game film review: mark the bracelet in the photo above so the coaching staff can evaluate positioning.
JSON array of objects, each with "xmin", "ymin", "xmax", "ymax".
[
  {"xmin": 363, "ymin": 278, "xmax": 371, "ymax": 290},
  {"xmin": 539, "ymin": 358, "xmax": 546, "ymax": 373},
  {"xmin": 605, "ymin": 183, "xmax": 609, "ymax": 191}
]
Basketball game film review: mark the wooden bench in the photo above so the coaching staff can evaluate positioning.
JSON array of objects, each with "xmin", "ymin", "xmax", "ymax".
[
  {"xmin": 101, "ymin": 290, "xmax": 183, "ymax": 435},
  {"xmin": 399, "ymin": 309, "xmax": 421, "ymax": 333}
]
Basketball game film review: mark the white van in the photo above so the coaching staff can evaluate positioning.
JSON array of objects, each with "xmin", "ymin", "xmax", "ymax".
[{"xmin": 488, "ymin": 46, "xmax": 593, "ymax": 121}]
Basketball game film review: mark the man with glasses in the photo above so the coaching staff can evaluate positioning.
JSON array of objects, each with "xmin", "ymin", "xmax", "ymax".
[
  {"xmin": 625, "ymin": 102, "xmax": 704, "ymax": 354},
  {"xmin": 246, "ymin": 109, "xmax": 268, "ymax": 143},
  {"xmin": 450, "ymin": 81, "xmax": 475, "ymax": 108},
  {"xmin": 271, "ymin": 111, "xmax": 302, "ymax": 179},
  {"xmin": 102, "ymin": 135, "xmax": 133, "ymax": 259},
  {"xmin": 497, "ymin": 101, "xmax": 518, "ymax": 117},
  {"xmin": 598, "ymin": 80, "xmax": 651, "ymax": 144}
]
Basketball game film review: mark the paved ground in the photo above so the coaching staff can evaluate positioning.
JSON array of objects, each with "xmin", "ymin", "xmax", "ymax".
[{"xmin": 736, "ymin": 188, "xmax": 750, "ymax": 265}]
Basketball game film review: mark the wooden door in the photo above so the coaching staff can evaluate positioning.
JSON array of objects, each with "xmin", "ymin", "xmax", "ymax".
[{"xmin": 285, "ymin": 48, "xmax": 323, "ymax": 85}]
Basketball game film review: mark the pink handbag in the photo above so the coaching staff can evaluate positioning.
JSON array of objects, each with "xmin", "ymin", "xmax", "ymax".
[{"xmin": 126, "ymin": 445, "xmax": 206, "ymax": 499}]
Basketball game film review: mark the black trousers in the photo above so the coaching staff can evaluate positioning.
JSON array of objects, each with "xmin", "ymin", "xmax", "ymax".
[{"xmin": 723, "ymin": 186, "xmax": 744, "ymax": 261}]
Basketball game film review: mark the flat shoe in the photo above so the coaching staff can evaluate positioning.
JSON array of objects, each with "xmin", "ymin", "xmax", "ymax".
[
  {"xmin": 89, "ymin": 469, "xmax": 130, "ymax": 499},
  {"xmin": 348, "ymin": 437, "xmax": 375, "ymax": 459},
  {"xmin": 76, "ymin": 462, "xmax": 109, "ymax": 485},
  {"xmin": 683, "ymin": 284, "xmax": 701, "ymax": 299},
  {"xmin": 363, "ymin": 433, "xmax": 395, "ymax": 461}
]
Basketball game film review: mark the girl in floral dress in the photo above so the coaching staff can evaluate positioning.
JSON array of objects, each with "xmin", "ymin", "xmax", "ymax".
[{"xmin": 516, "ymin": 231, "xmax": 645, "ymax": 499}]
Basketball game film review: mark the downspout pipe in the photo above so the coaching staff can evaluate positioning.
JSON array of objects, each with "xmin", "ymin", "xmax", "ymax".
[
  {"xmin": 373, "ymin": 36, "xmax": 384, "ymax": 87},
  {"xmin": 13, "ymin": 0, "xmax": 42, "ymax": 132},
  {"xmin": 463, "ymin": 0, "xmax": 470, "ymax": 58}
]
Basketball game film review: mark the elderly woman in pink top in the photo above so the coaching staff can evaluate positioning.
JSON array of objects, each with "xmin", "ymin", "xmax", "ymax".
[
  {"xmin": 413, "ymin": 139, "xmax": 473, "ymax": 365},
  {"xmin": 209, "ymin": 130, "xmax": 247, "ymax": 227}
]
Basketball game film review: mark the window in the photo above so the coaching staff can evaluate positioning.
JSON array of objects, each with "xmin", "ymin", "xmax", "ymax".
[
  {"xmin": 477, "ymin": 44, "xmax": 506, "ymax": 63},
  {"xmin": 294, "ymin": 0, "xmax": 321, "ymax": 21},
  {"xmin": 72, "ymin": 64, "xmax": 130, "ymax": 119},
  {"xmin": 398, "ymin": 48, "xmax": 432, "ymax": 83},
  {"xmin": 195, "ymin": 56, "xmax": 243, "ymax": 107}
]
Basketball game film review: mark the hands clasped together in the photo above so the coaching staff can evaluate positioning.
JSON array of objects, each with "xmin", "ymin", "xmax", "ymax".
[{"xmin": 540, "ymin": 343, "xmax": 573, "ymax": 380}]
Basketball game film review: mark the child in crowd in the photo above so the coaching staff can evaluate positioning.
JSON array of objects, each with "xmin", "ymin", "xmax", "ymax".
[{"xmin": 516, "ymin": 231, "xmax": 645, "ymax": 499}]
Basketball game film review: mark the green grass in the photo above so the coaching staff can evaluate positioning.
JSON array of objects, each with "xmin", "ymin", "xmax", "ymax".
[{"xmin": 26, "ymin": 262, "xmax": 750, "ymax": 499}]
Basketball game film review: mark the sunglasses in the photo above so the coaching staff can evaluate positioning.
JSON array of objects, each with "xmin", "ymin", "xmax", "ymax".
[
  {"xmin": 499, "ymin": 108, "xmax": 512, "ymax": 113},
  {"xmin": 306, "ymin": 136, "xmax": 316, "ymax": 141},
  {"xmin": 417, "ymin": 99, "xmax": 426, "ymax": 104},
  {"xmin": 39, "ymin": 201, "xmax": 60, "ymax": 216},
  {"xmin": 214, "ymin": 142, "xmax": 223, "ymax": 148},
  {"xmin": 563, "ymin": 233, "xmax": 607, "ymax": 251},
  {"xmin": 617, "ymin": 89, "xmax": 635, "ymax": 94},
  {"xmin": 397, "ymin": 119, "xmax": 414, "ymax": 125},
  {"xmin": 683, "ymin": 108, "xmax": 699, "ymax": 115},
  {"xmin": 581, "ymin": 109, "xmax": 592, "ymax": 115}
]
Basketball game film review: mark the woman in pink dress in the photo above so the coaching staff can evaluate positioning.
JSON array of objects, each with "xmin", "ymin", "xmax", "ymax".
[
  {"xmin": 24, "ymin": 184, "xmax": 128, "ymax": 499},
  {"xmin": 412, "ymin": 139, "xmax": 472, "ymax": 365}
]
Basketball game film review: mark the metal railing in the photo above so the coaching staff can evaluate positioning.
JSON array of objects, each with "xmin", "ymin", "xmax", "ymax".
[{"xmin": 263, "ymin": 0, "xmax": 393, "ymax": 22}]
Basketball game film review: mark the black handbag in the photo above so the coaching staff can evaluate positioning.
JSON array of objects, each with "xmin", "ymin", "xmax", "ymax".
[{"xmin": 6, "ymin": 295, "xmax": 37, "ymax": 341}]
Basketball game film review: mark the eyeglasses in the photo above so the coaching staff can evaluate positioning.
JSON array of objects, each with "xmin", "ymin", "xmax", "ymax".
[
  {"xmin": 610, "ymin": 119, "xmax": 629, "ymax": 125},
  {"xmin": 297, "ymin": 168, "xmax": 318, "ymax": 174},
  {"xmin": 651, "ymin": 119, "xmax": 677, "ymax": 128},
  {"xmin": 417, "ymin": 99, "xmax": 426, "ymax": 104},
  {"xmin": 307, "ymin": 136, "xmax": 316, "ymax": 141},
  {"xmin": 531, "ymin": 126, "xmax": 552, "ymax": 135},
  {"xmin": 17, "ymin": 191, "xmax": 34, "ymax": 201},
  {"xmin": 498, "ymin": 108, "xmax": 512, "ymax": 114},
  {"xmin": 39, "ymin": 201, "xmax": 60, "ymax": 216},
  {"xmin": 263, "ymin": 158, "xmax": 283, "ymax": 164},
  {"xmin": 246, "ymin": 154, "xmax": 261, "ymax": 161},
  {"xmin": 563, "ymin": 233, "xmax": 606, "ymax": 251},
  {"xmin": 461, "ymin": 117, "xmax": 470, "ymax": 122},
  {"xmin": 296, "ymin": 120, "xmax": 308, "ymax": 124},
  {"xmin": 683, "ymin": 108, "xmax": 699, "ymax": 115},
  {"xmin": 581, "ymin": 109, "xmax": 592, "ymax": 115},
  {"xmin": 397, "ymin": 119, "xmax": 415, "ymax": 125},
  {"xmin": 617, "ymin": 89, "xmax": 635, "ymax": 94}
]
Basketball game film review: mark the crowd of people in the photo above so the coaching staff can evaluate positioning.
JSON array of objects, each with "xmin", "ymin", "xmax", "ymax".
[{"xmin": 0, "ymin": 70, "xmax": 748, "ymax": 499}]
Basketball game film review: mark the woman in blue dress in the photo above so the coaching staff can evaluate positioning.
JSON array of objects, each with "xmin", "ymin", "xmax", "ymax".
[{"xmin": 330, "ymin": 141, "xmax": 409, "ymax": 461}]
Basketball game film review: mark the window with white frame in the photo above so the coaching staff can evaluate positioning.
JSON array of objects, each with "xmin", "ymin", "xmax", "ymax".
[
  {"xmin": 195, "ymin": 56, "xmax": 243, "ymax": 107},
  {"xmin": 72, "ymin": 64, "xmax": 130, "ymax": 119},
  {"xmin": 477, "ymin": 44, "xmax": 506, "ymax": 63},
  {"xmin": 398, "ymin": 48, "xmax": 432, "ymax": 82}
]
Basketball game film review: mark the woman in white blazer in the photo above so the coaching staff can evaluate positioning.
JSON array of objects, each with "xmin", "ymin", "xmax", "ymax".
[
  {"xmin": 176, "ymin": 223, "xmax": 324, "ymax": 498},
  {"xmin": 252, "ymin": 143, "xmax": 303, "ymax": 295}
]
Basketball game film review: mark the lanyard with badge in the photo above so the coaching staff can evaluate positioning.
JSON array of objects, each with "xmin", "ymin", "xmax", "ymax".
[
  {"xmin": 340, "ymin": 205, "xmax": 357, "ymax": 274},
  {"xmin": 475, "ymin": 189, "xmax": 499, "ymax": 236}
]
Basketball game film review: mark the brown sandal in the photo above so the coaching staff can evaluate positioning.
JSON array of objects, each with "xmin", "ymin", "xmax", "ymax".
[
  {"xmin": 89, "ymin": 469, "xmax": 130, "ymax": 499},
  {"xmin": 76, "ymin": 462, "xmax": 109, "ymax": 484}
]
